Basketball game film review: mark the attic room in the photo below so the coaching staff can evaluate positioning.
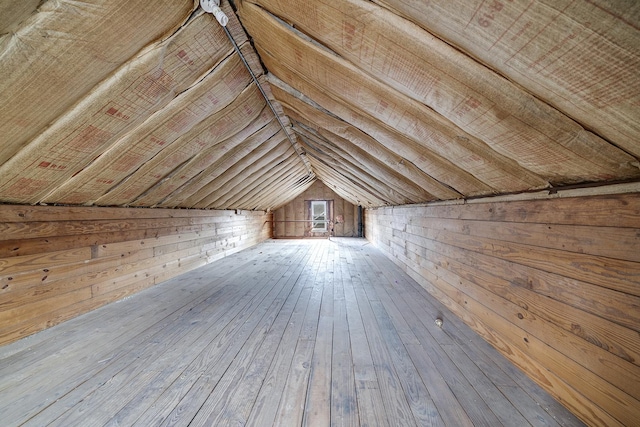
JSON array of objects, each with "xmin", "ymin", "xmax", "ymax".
[{"xmin": 0, "ymin": 0, "xmax": 638, "ymax": 425}]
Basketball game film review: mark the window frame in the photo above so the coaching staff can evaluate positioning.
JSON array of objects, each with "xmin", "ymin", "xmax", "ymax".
[{"xmin": 310, "ymin": 200, "xmax": 328, "ymax": 232}]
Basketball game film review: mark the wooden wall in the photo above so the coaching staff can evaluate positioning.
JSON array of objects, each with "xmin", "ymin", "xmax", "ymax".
[
  {"xmin": 364, "ymin": 192, "xmax": 640, "ymax": 427},
  {"xmin": 0, "ymin": 205, "xmax": 272, "ymax": 346},
  {"xmin": 273, "ymin": 180, "xmax": 358, "ymax": 238}
]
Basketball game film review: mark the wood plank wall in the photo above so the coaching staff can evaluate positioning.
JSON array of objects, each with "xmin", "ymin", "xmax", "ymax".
[
  {"xmin": 0, "ymin": 205, "xmax": 272, "ymax": 346},
  {"xmin": 364, "ymin": 192, "xmax": 640, "ymax": 427},
  {"xmin": 274, "ymin": 180, "xmax": 358, "ymax": 238}
]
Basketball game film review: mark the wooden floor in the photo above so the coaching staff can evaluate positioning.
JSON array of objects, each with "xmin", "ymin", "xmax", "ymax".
[{"xmin": 0, "ymin": 238, "xmax": 584, "ymax": 427}]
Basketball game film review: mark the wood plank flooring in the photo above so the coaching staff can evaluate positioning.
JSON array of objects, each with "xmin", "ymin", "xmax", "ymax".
[{"xmin": 0, "ymin": 238, "xmax": 584, "ymax": 426}]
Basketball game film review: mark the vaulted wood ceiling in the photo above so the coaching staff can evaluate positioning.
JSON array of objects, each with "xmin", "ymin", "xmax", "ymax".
[{"xmin": 1, "ymin": 0, "xmax": 638, "ymax": 210}]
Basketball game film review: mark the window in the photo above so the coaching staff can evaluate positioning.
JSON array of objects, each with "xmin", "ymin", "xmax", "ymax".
[{"xmin": 311, "ymin": 200, "xmax": 327, "ymax": 232}]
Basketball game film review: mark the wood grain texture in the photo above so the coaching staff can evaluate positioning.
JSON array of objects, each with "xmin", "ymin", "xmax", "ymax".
[
  {"xmin": 273, "ymin": 180, "xmax": 359, "ymax": 238},
  {"xmin": 0, "ymin": 204, "xmax": 272, "ymax": 346},
  {"xmin": 365, "ymin": 192, "xmax": 640, "ymax": 427},
  {"xmin": 0, "ymin": 238, "xmax": 582, "ymax": 427}
]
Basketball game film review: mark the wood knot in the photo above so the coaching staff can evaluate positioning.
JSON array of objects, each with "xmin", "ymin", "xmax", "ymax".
[{"xmin": 511, "ymin": 278, "xmax": 533, "ymax": 290}]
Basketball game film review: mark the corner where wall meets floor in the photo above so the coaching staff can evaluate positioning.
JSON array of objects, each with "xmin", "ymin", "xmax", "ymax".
[
  {"xmin": 0, "ymin": 205, "xmax": 272, "ymax": 346},
  {"xmin": 0, "ymin": 187, "xmax": 638, "ymax": 426},
  {"xmin": 365, "ymin": 190, "xmax": 640, "ymax": 427}
]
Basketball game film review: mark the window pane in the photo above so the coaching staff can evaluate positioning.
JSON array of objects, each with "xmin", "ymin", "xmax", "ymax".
[{"xmin": 311, "ymin": 201, "xmax": 327, "ymax": 232}]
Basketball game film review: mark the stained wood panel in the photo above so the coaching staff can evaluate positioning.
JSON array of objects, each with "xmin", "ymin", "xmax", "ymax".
[
  {"xmin": 274, "ymin": 180, "xmax": 358, "ymax": 238},
  {"xmin": 0, "ymin": 204, "xmax": 272, "ymax": 346},
  {"xmin": 365, "ymin": 192, "xmax": 640, "ymax": 427}
]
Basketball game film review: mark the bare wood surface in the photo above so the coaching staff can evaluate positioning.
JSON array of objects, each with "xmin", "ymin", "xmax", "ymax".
[
  {"xmin": 273, "ymin": 180, "xmax": 360, "ymax": 238},
  {"xmin": 0, "ymin": 238, "xmax": 583, "ymax": 427},
  {"xmin": 0, "ymin": 204, "xmax": 271, "ymax": 346},
  {"xmin": 366, "ymin": 192, "xmax": 640, "ymax": 426},
  {"xmin": 393, "ymin": 193, "xmax": 640, "ymax": 228}
]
